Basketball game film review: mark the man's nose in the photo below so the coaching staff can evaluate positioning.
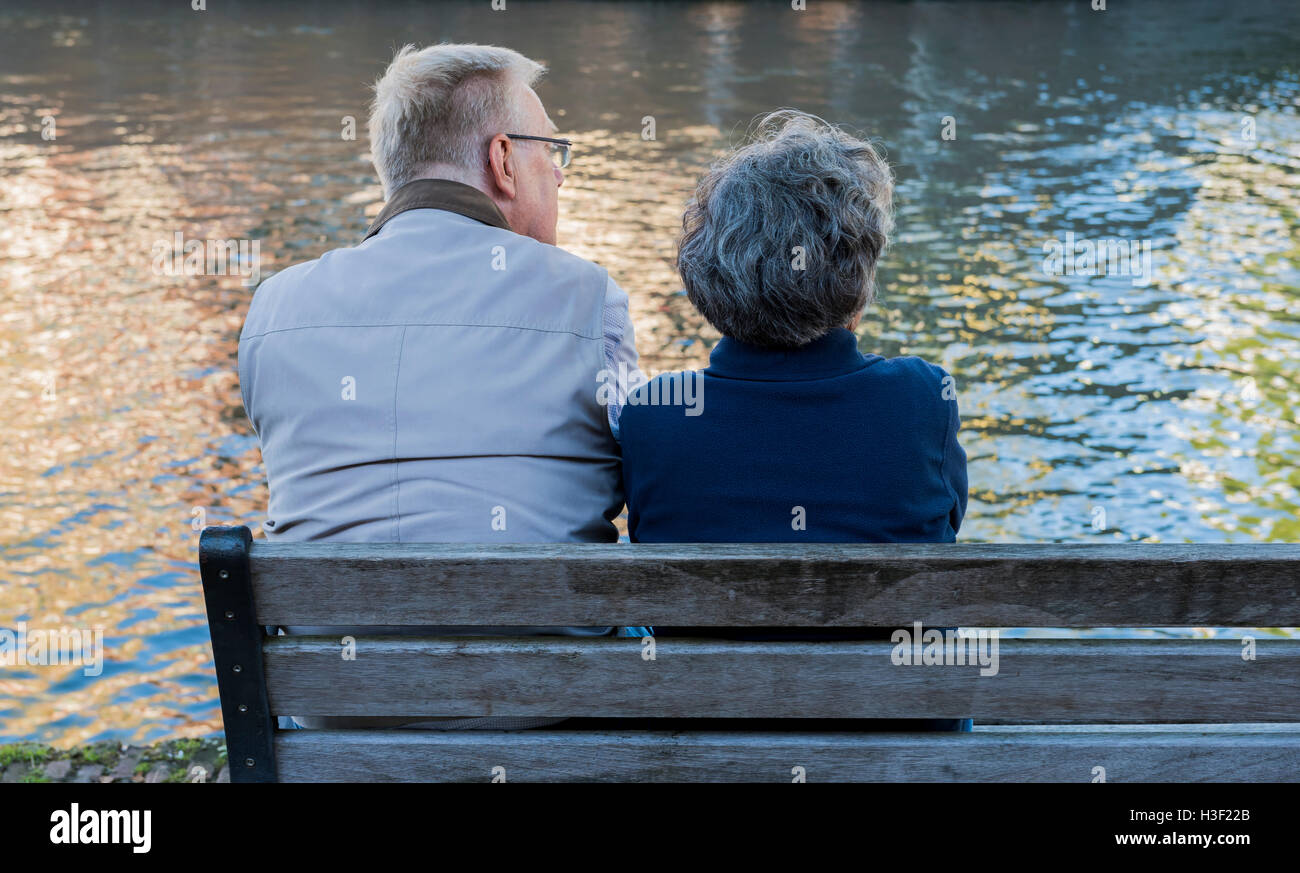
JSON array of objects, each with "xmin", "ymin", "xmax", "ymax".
[{"xmin": 554, "ymin": 166, "xmax": 564, "ymax": 188}]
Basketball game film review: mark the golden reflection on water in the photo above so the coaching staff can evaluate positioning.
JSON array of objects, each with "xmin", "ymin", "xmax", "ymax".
[
  {"xmin": 0, "ymin": 1, "xmax": 1297, "ymax": 745},
  {"xmin": 561, "ymin": 126, "xmax": 718, "ymax": 374}
]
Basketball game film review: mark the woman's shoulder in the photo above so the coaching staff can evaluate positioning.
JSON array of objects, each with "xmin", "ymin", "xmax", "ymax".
[
  {"xmin": 621, "ymin": 370, "xmax": 708, "ymax": 429},
  {"xmin": 863, "ymin": 354, "xmax": 954, "ymax": 392},
  {"xmin": 857, "ymin": 356, "xmax": 959, "ymax": 434}
]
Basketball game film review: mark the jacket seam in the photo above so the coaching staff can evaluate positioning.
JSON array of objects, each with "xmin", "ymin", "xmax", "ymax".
[
  {"xmin": 241, "ymin": 321, "xmax": 601, "ymax": 342},
  {"xmin": 938, "ymin": 386, "xmax": 961, "ymax": 534},
  {"xmin": 392, "ymin": 326, "xmax": 407, "ymax": 543}
]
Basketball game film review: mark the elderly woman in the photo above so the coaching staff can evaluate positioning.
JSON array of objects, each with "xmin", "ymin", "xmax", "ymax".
[{"xmin": 620, "ymin": 110, "xmax": 969, "ymax": 730}]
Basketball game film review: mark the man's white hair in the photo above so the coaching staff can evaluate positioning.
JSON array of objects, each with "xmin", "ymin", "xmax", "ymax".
[{"xmin": 368, "ymin": 43, "xmax": 545, "ymax": 198}]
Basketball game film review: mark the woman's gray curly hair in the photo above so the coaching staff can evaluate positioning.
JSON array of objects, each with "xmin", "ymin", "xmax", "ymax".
[{"xmin": 677, "ymin": 110, "xmax": 894, "ymax": 349}]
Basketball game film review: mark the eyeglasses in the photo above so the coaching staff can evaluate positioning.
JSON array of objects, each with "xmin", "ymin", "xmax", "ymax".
[{"xmin": 505, "ymin": 134, "xmax": 572, "ymax": 169}]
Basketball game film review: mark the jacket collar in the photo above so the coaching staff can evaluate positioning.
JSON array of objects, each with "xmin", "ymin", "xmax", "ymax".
[
  {"xmin": 705, "ymin": 327, "xmax": 877, "ymax": 381},
  {"xmin": 363, "ymin": 178, "xmax": 511, "ymax": 241}
]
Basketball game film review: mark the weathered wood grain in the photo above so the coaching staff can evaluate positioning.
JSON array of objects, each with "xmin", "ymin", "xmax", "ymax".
[
  {"xmin": 262, "ymin": 636, "xmax": 1300, "ymax": 721},
  {"xmin": 248, "ymin": 541, "xmax": 1300, "ymax": 626},
  {"xmin": 273, "ymin": 727, "xmax": 1300, "ymax": 782}
]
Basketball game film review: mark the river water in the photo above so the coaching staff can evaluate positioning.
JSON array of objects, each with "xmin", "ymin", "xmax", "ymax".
[{"xmin": 1, "ymin": 0, "xmax": 1297, "ymax": 744}]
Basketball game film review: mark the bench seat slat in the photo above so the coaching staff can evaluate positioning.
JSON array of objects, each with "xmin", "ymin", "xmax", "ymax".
[
  {"xmin": 248, "ymin": 542, "xmax": 1300, "ymax": 626},
  {"xmin": 274, "ymin": 727, "xmax": 1300, "ymax": 782},
  {"xmin": 262, "ymin": 637, "xmax": 1300, "ymax": 722}
]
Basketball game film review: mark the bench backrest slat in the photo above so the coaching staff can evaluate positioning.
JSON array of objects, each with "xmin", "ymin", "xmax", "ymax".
[
  {"xmin": 263, "ymin": 636, "xmax": 1300, "ymax": 722},
  {"xmin": 274, "ymin": 728, "xmax": 1300, "ymax": 783},
  {"xmin": 249, "ymin": 541, "xmax": 1300, "ymax": 626}
]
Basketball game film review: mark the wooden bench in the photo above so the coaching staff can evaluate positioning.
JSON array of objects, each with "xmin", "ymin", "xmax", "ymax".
[{"xmin": 198, "ymin": 525, "xmax": 1300, "ymax": 782}]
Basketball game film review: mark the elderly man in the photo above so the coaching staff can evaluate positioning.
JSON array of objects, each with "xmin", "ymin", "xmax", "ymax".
[{"xmin": 238, "ymin": 44, "xmax": 644, "ymax": 728}]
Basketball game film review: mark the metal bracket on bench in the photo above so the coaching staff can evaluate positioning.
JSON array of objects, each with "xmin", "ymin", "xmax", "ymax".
[{"xmin": 200, "ymin": 525, "xmax": 278, "ymax": 783}]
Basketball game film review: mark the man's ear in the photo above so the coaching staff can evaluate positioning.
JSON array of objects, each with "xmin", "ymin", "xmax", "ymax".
[{"xmin": 486, "ymin": 134, "xmax": 517, "ymax": 199}]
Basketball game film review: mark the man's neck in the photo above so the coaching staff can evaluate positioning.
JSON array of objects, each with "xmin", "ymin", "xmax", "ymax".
[
  {"xmin": 406, "ymin": 167, "xmax": 513, "ymax": 227},
  {"xmin": 363, "ymin": 178, "xmax": 512, "ymax": 241},
  {"xmin": 409, "ymin": 166, "xmax": 487, "ymax": 195}
]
